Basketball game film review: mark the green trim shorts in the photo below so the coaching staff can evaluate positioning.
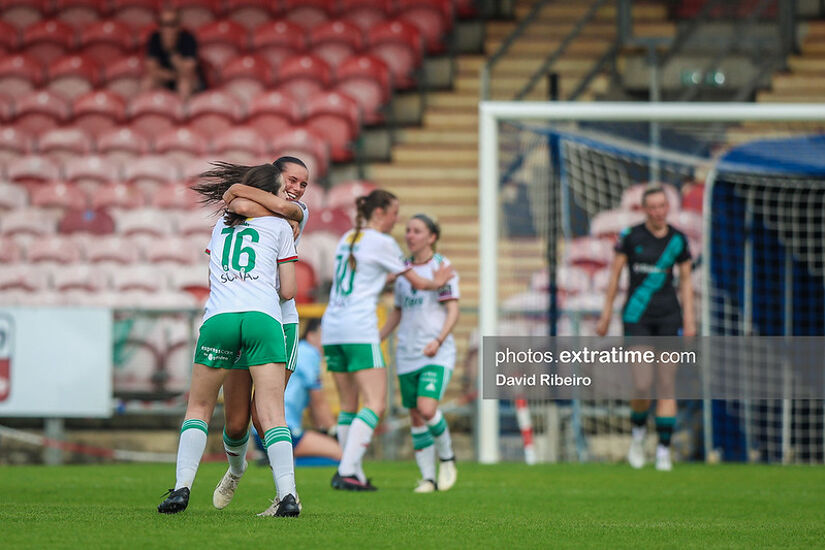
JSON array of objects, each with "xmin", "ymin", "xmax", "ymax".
[
  {"xmin": 195, "ymin": 312, "xmax": 286, "ymax": 369},
  {"xmin": 324, "ymin": 343, "xmax": 386, "ymax": 373},
  {"xmin": 398, "ymin": 365, "xmax": 451, "ymax": 409}
]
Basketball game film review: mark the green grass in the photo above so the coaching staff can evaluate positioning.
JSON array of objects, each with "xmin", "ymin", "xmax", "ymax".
[{"xmin": 1, "ymin": 461, "xmax": 824, "ymax": 549}]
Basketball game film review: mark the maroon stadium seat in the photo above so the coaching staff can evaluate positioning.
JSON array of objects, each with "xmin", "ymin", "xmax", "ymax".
[
  {"xmin": 114, "ymin": 207, "xmax": 174, "ymax": 237},
  {"xmin": 30, "ymin": 182, "xmax": 88, "ymax": 214},
  {"xmin": 53, "ymin": 0, "xmax": 106, "ymax": 28},
  {"xmin": 283, "ymin": 0, "xmax": 333, "ymax": 30},
  {"xmin": 247, "ymin": 89, "xmax": 303, "ymax": 137},
  {"xmin": 150, "ymin": 183, "xmax": 201, "ymax": 210},
  {"xmin": 0, "ymin": 235, "xmax": 24, "ymax": 263},
  {"xmin": 220, "ymin": 54, "xmax": 274, "ymax": 105},
  {"xmin": 310, "ymin": 19, "xmax": 364, "ymax": 68},
  {"xmin": 394, "ymin": 0, "xmax": 453, "ymax": 54},
  {"xmin": 271, "ymin": 127, "xmax": 330, "ymax": 179},
  {"xmin": 295, "ymin": 261, "xmax": 318, "ymax": 303},
  {"xmin": 276, "ymin": 54, "xmax": 332, "ymax": 101},
  {"xmin": 86, "ymin": 234, "xmax": 142, "ymax": 264},
  {"xmin": 367, "ymin": 19, "xmax": 423, "ymax": 89},
  {"xmin": 37, "ymin": 127, "xmax": 93, "ymax": 162},
  {"xmin": 58, "ymin": 207, "xmax": 116, "ymax": 235},
  {"xmin": 72, "ymin": 89, "xmax": 127, "ymax": 137},
  {"xmin": 196, "ymin": 19, "xmax": 248, "ymax": 68},
  {"xmin": 110, "ymin": 0, "xmax": 159, "ymax": 30},
  {"xmin": 0, "ymin": 94, "xmax": 12, "ymax": 122},
  {"xmin": 128, "ymin": 89, "xmax": 185, "ymax": 137},
  {"xmin": 154, "ymin": 127, "xmax": 209, "ymax": 162},
  {"xmin": 96, "ymin": 126, "xmax": 150, "ymax": 163},
  {"xmin": 326, "ymin": 179, "xmax": 377, "ymax": 211},
  {"xmin": 79, "ymin": 20, "xmax": 135, "ymax": 65},
  {"xmin": 90, "ymin": 182, "xmax": 147, "ymax": 210},
  {"xmin": 13, "ymin": 89, "xmax": 73, "ymax": 137},
  {"xmin": 143, "ymin": 236, "xmax": 201, "ymax": 264},
  {"xmin": 64, "ymin": 155, "xmax": 121, "ymax": 189},
  {"xmin": 22, "ymin": 19, "xmax": 76, "ymax": 66},
  {"xmin": 169, "ymin": 0, "xmax": 222, "ymax": 29},
  {"xmin": 0, "ymin": 20, "xmax": 22, "ymax": 51},
  {"xmin": 0, "ymin": 127, "xmax": 35, "ymax": 165},
  {"xmin": 7, "ymin": 154, "xmax": 61, "ymax": 186},
  {"xmin": 681, "ymin": 183, "xmax": 704, "ymax": 213},
  {"xmin": 0, "ymin": 54, "xmax": 45, "ymax": 99},
  {"xmin": 123, "ymin": 155, "xmax": 181, "ymax": 191},
  {"xmin": 304, "ymin": 90, "xmax": 360, "ymax": 162},
  {"xmin": 46, "ymin": 53, "xmax": 100, "ymax": 101},
  {"xmin": 566, "ymin": 236, "xmax": 615, "ymax": 274},
  {"xmin": 28, "ymin": 234, "xmax": 86, "ymax": 264},
  {"xmin": 589, "ymin": 209, "xmax": 645, "ymax": 238},
  {"xmin": 185, "ymin": 89, "xmax": 243, "ymax": 135},
  {"xmin": 297, "ymin": 183, "xmax": 326, "ymax": 212},
  {"xmin": 252, "ymin": 20, "xmax": 307, "ymax": 73},
  {"xmin": 211, "ymin": 126, "xmax": 268, "ymax": 162},
  {"xmin": 1, "ymin": 0, "xmax": 48, "ymax": 31},
  {"xmin": 103, "ymin": 54, "xmax": 143, "ymax": 100},
  {"xmin": 305, "ymin": 206, "xmax": 352, "ymax": 235},
  {"xmin": 180, "ymin": 156, "xmax": 214, "ymax": 183},
  {"xmin": 175, "ymin": 208, "xmax": 217, "ymax": 237},
  {"xmin": 338, "ymin": 0, "xmax": 391, "ymax": 32},
  {"xmin": 225, "ymin": 0, "xmax": 276, "ymax": 30}
]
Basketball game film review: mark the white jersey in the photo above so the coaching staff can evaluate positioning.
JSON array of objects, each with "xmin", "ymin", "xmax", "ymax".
[
  {"xmin": 203, "ymin": 216, "xmax": 297, "ymax": 324},
  {"xmin": 281, "ymin": 200, "xmax": 308, "ymax": 325},
  {"xmin": 393, "ymin": 254, "xmax": 459, "ymax": 375},
  {"xmin": 321, "ymin": 228, "xmax": 409, "ymax": 345}
]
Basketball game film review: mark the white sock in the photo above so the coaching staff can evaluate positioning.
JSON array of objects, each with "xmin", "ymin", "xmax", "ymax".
[
  {"xmin": 264, "ymin": 426, "xmax": 296, "ymax": 500},
  {"xmin": 411, "ymin": 426, "xmax": 436, "ymax": 481},
  {"xmin": 223, "ymin": 429, "xmax": 249, "ymax": 477},
  {"xmin": 426, "ymin": 410, "xmax": 454, "ymax": 461},
  {"xmin": 632, "ymin": 426, "xmax": 647, "ymax": 442},
  {"xmin": 337, "ymin": 411, "xmax": 355, "ymax": 449},
  {"xmin": 338, "ymin": 408, "xmax": 379, "ymax": 482},
  {"xmin": 656, "ymin": 444, "xmax": 670, "ymax": 458},
  {"xmin": 175, "ymin": 419, "xmax": 208, "ymax": 490}
]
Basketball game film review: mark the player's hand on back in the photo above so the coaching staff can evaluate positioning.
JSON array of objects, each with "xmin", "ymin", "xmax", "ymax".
[{"xmin": 288, "ymin": 218, "xmax": 300, "ymax": 240}]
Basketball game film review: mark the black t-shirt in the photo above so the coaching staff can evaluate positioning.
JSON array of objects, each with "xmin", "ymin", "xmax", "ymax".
[
  {"xmin": 146, "ymin": 30, "xmax": 198, "ymax": 70},
  {"xmin": 615, "ymin": 223, "xmax": 691, "ymax": 323}
]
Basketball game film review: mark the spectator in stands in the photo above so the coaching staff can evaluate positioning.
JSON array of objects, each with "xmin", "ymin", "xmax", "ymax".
[{"xmin": 142, "ymin": 7, "xmax": 204, "ymax": 99}]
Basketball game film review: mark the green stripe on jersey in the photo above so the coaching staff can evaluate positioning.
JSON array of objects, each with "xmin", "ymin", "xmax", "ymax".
[{"xmin": 623, "ymin": 233, "xmax": 685, "ymax": 323}]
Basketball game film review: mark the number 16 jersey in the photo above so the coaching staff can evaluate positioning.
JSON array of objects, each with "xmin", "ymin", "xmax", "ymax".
[{"xmin": 321, "ymin": 228, "xmax": 409, "ymax": 345}]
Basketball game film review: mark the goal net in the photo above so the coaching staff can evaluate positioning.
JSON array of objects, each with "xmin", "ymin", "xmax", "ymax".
[{"xmin": 478, "ymin": 102, "xmax": 825, "ymax": 464}]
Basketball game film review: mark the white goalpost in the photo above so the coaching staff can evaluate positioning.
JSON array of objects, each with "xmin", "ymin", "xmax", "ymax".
[{"xmin": 477, "ymin": 101, "xmax": 825, "ymax": 465}]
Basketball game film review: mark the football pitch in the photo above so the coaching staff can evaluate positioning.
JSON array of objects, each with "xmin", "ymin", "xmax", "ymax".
[{"xmin": 2, "ymin": 461, "xmax": 824, "ymax": 549}]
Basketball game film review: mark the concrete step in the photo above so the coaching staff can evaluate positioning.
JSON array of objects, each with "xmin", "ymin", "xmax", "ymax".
[
  {"xmin": 485, "ymin": 39, "xmax": 612, "ymax": 56},
  {"xmin": 770, "ymin": 73, "xmax": 825, "ymax": 90},
  {"xmin": 398, "ymin": 128, "xmax": 479, "ymax": 145},
  {"xmin": 787, "ymin": 56, "xmax": 825, "ymax": 72},
  {"xmin": 486, "ymin": 21, "xmax": 675, "ymax": 41},
  {"xmin": 422, "ymin": 110, "xmax": 478, "ymax": 129},
  {"xmin": 369, "ymin": 164, "xmax": 477, "ymax": 180},
  {"xmin": 393, "ymin": 145, "xmax": 478, "ymax": 164},
  {"xmin": 515, "ymin": 2, "xmax": 668, "ymax": 20},
  {"xmin": 457, "ymin": 73, "xmax": 610, "ymax": 98},
  {"xmin": 426, "ymin": 92, "xmax": 480, "ymax": 108}
]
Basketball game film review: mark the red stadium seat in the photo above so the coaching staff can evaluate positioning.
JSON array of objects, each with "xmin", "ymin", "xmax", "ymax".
[
  {"xmin": 7, "ymin": 155, "xmax": 61, "ymax": 185},
  {"xmin": 0, "ymin": 127, "xmax": 35, "ymax": 165},
  {"xmin": 552, "ymin": 265, "xmax": 592, "ymax": 295},
  {"xmin": 294, "ymin": 261, "xmax": 318, "ymax": 303},
  {"xmin": 72, "ymin": 90, "xmax": 127, "ymax": 137},
  {"xmin": 394, "ymin": 0, "xmax": 453, "ymax": 54},
  {"xmin": 0, "ymin": 182, "xmax": 29, "ymax": 211},
  {"xmin": 22, "ymin": 19, "xmax": 76, "ymax": 66},
  {"xmin": 0, "ymin": 235, "xmax": 24, "ymax": 263},
  {"xmin": 196, "ymin": 19, "xmax": 248, "ymax": 68},
  {"xmin": 334, "ymin": 54, "xmax": 392, "ymax": 118},
  {"xmin": 114, "ymin": 207, "xmax": 174, "ymax": 237},
  {"xmin": 110, "ymin": 0, "xmax": 159, "ymax": 30},
  {"xmin": 271, "ymin": 126, "xmax": 330, "ymax": 179},
  {"xmin": 37, "ymin": 127, "xmax": 93, "ymax": 162},
  {"xmin": 64, "ymin": 155, "xmax": 121, "ymax": 189},
  {"xmin": 143, "ymin": 236, "xmax": 201, "ymax": 264},
  {"xmin": 151, "ymin": 183, "xmax": 201, "ymax": 210},
  {"xmin": 310, "ymin": 19, "xmax": 364, "ymax": 68},
  {"xmin": 90, "ymin": 181, "xmax": 146, "ymax": 210},
  {"xmin": 128, "ymin": 89, "xmax": 185, "ymax": 137},
  {"xmin": 103, "ymin": 54, "xmax": 143, "ymax": 100},
  {"xmin": 58, "ymin": 207, "xmax": 115, "ymax": 235},
  {"xmin": 296, "ymin": 183, "xmax": 326, "ymax": 213},
  {"xmin": 169, "ymin": 0, "xmax": 221, "ymax": 29},
  {"xmin": 455, "ymin": 0, "xmax": 478, "ymax": 18},
  {"xmin": 220, "ymin": 54, "xmax": 274, "ymax": 105},
  {"xmin": 326, "ymin": 179, "xmax": 377, "ymax": 211},
  {"xmin": 305, "ymin": 206, "xmax": 352, "ymax": 235},
  {"xmin": 169, "ymin": 263, "xmax": 209, "ymax": 302},
  {"xmin": 566, "ymin": 236, "xmax": 615, "ymax": 274},
  {"xmin": 79, "ymin": 20, "xmax": 135, "ymax": 65},
  {"xmin": 0, "ymin": 20, "xmax": 22, "ymax": 51},
  {"xmin": 283, "ymin": 0, "xmax": 333, "ymax": 30},
  {"xmin": 225, "ymin": 0, "xmax": 275, "ymax": 30},
  {"xmin": 46, "ymin": 53, "xmax": 100, "ymax": 101},
  {"xmin": 185, "ymin": 89, "xmax": 243, "ymax": 135},
  {"xmin": 252, "ymin": 20, "xmax": 307, "ymax": 73},
  {"xmin": 154, "ymin": 127, "xmax": 209, "ymax": 162},
  {"xmin": 668, "ymin": 210, "xmax": 703, "ymax": 241},
  {"xmin": 304, "ymin": 90, "xmax": 360, "ymax": 162},
  {"xmin": 681, "ymin": 182, "xmax": 704, "ymax": 213},
  {"xmin": 123, "ymin": 155, "xmax": 180, "ymax": 192},
  {"xmin": 276, "ymin": 54, "xmax": 332, "ymax": 101},
  {"xmin": 96, "ymin": 126, "xmax": 150, "ymax": 163},
  {"xmin": 298, "ymin": 230, "xmax": 338, "ymax": 281},
  {"xmin": 12, "ymin": 90, "xmax": 70, "ymax": 136},
  {"xmin": 247, "ymin": 89, "xmax": 303, "ymax": 137},
  {"xmin": 589, "ymin": 209, "xmax": 645, "ymax": 238},
  {"xmin": 85, "ymin": 234, "xmax": 142, "ymax": 264},
  {"xmin": 175, "ymin": 208, "xmax": 218, "ymax": 237},
  {"xmin": 1, "ymin": 0, "xmax": 48, "ymax": 31},
  {"xmin": 211, "ymin": 126, "xmax": 267, "ymax": 163},
  {"xmin": 0, "ymin": 54, "xmax": 44, "ymax": 99},
  {"xmin": 1, "ymin": 207, "xmax": 60, "ymax": 237},
  {"xmin": 27, "ymin": 233, "xmax": 86, "ymax": 263},
  {"xmin": 53, "ymin": 0, "xmax": 106, "ymax": 28},
  {"xmin": 0, "ymin": 94, "xmax": 11, "ymax": 122},
  {"xmin": 367, "ymin": 19, "xmax": 423, "ymax": 89},
  {"xmin": 338, "ymin": 0, "xmax": 392, "ymax": 32},
  {"xmin": 181, "ymin": 156, "xmax": 214, "ymax": 183}
]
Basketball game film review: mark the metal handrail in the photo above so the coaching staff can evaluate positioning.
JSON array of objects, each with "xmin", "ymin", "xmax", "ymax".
[
  {"xmin": 567, "ymin": 37, "xmax": 621, "ymax": 101},
  {"xmin": 481, "ymin": 0, "xmax": 554, "ymax": 100},
  {"xmin": 513, "ymin": 0, "xmax": 611, "ymax": 100}
]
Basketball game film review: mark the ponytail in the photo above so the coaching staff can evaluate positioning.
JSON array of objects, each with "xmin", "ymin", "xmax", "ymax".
[{"xmin": 347, "ymin": 189, "xmax": 397, "ymax": 271}]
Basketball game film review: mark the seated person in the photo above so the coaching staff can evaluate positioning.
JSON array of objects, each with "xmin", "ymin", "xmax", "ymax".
[{"xmin": 142, "ymin": 8, "xmax": 204, "ymax": 99}]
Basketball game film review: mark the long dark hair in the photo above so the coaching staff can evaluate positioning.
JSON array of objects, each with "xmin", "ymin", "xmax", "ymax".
[
  {"xmin": 348, "ymin": 189, "xmax": 397, "ymax": 270},
  {"xmin": 191, "ymin": 161, "xmax": 284, "ymax": 227}
]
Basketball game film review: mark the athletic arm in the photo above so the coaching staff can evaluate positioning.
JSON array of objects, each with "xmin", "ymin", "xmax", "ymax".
[
  {"xmin": 403, "ymin": 263, "xmax": 455, "ymax": 291},
  {"xmin": 308, "ymin": 388, "xmax": 336, "ymax": 432},
  {"xmin": 223, "ymin": 184, "xmax": 304, "ymax": 222},
  {"xmin": 225, "ymin": 197, "xmax": 271, "ymax": 218},
  {"xmin": 678, "ymin": 261, "xmax": 696, "ymax": 337},
  {"xmin": 596, "ymin": 253, "xmax": 628, "ymax": 336},
  {"xmin": 423, "ymin": 299, "xmax": 459, "ymax": 357},
  {"xmin": 278, "ymin": 261, "xmax": 296, "ymax": 301},
  {"xmin": 379, "ymin": 307, "xmax": 402, "ymax": 341}
]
